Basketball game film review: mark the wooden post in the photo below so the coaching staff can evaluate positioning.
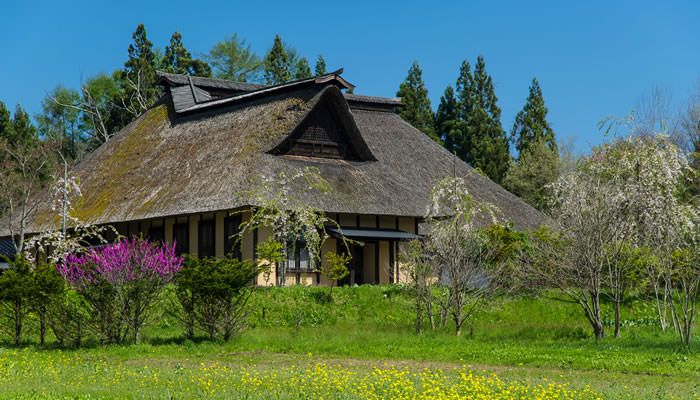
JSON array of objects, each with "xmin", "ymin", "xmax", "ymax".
[
  {"xmin": 394, "ymin": 241, "xmax": 399, "ymax": 283},
  {"xmin": 389, "ymin": 240, "xmax": 394, "ymax": 284},
  {"xmin": 374, "ymin": 242, "xmax": 379, "ymax": 284}
]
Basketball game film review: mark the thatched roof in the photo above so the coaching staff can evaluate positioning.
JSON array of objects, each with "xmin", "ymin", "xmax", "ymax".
[{"xmin": 0, "ymin": 71, "xmax": 544, "ymax": 237}]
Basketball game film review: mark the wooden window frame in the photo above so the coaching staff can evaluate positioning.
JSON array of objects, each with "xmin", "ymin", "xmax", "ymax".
[{"xmin": 286, "ymin": 240, "xmax": 312, "ymax": 272}]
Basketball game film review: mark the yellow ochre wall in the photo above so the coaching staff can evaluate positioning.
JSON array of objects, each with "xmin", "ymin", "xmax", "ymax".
[{"xmin": 114, "ymin": 211, "xmax": 418, "ymax": 287}]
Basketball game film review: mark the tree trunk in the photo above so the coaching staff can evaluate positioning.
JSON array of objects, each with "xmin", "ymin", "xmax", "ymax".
[
  {"xmin": 582, "ymin": 296, "xmax": 604, "ymax": 341},
  {"xmin": 39, "ymin": 307, "xmax": 46, "ymax": 346},
  {"xmin": 652, "ymin": 281, "xmax": 667, "ymax": 331},
  {"xmin": 427, "ymin": 301, "xmax": 435, "ymax": 330},
  {"xmin": 415, "ymin": 301, "xmax": 423, "ymax": 335},
  {"xmin": 670, "ymin": 301, "xmax": 681, "ymax": 335},
  {"xmin": 14, "ymin": 300, "xmax": 22, "ymax": 346},
  {"xmin": 454, "ymin": 301, "xmax": 463, "ymax": 337},
  {"xmin": 594, "ymin": 322, "xmax": 604, "ymax": 340},
  {"xmin": 278, "ymin": 261, "xmax": 286, "ymax": 287},
  {"xmin": 614, "ymin": 300, "xmax": 621, "ymax": 338}
]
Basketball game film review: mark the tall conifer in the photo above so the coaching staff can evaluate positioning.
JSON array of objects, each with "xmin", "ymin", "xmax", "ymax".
[
  {"xmin": 164, "ymin": 31, "xmax": 211, "ymax": 77},
  {"xmin": 314, "ymin": 54, "xmax": 327, "ymax": 75},
  {"xmin": 122, "ymin": 24, "xmax": 160, "ymax": 114},
  {"xmin": 436, "ymin": 86, "xmax": 459, "ymax": 151},
  {"xmin": 294, "ymin": 57, "xmax": 312, "ymax": 80},
  {"xmin": 511, "ymin": 77, "xmax": 556, "ymax": 156},
  {"xmin": 396, "ymin": 61, "xmax": 438, "ymax": 143},
  {"xmin": 263, "ymin": 35, "xmax": 292, "ymax": 85},
  {"xmin": 452, "ymin": 56, "xmax": 510, "ymax": 183}
]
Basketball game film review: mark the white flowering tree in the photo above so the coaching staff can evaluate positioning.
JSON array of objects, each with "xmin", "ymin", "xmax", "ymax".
[
  {"xmin": 23, "ymin": 171, "xmax": 116, "ymax": 265},
  {"xmin": 527, "ymin": 132, "xmax": 699, "ymax": 342},
  {"xmin": 237, "ymin": 167, "xmax": 346, "ymax": 287},
  {"xmin": 424, "ymin": 176, "xmax": 505, "ymax": 337},
  {"xmin": 527, "ymin": 169, "xmax": 630, "ymax": 340},
  {"xmin": 587, "ymin": 134, "xmax": 697, "ymax": 338}
]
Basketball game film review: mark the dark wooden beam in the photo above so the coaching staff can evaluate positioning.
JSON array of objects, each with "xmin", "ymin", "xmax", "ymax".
[{"xmin": 374, "ymin": 242, "xmax": 379, "ymax": 284}]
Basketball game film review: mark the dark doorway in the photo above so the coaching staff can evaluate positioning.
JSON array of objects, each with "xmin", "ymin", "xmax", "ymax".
[{"xmin": 339, "ymin": 243, "xmax": 364, "ymax": 286}]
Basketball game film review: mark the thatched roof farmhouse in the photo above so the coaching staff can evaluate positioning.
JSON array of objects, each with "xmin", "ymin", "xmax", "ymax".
[{"xmin": 1, "ymin": 70, "xmax": 543, "ymax": 285}]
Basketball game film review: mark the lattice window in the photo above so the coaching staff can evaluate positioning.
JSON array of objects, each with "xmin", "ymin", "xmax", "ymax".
[{"xmin": 282, "ymin": 103, "xmax": 359, "ymax": 160}]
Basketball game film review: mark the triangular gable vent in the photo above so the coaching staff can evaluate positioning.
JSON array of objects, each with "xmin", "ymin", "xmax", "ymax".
[{"xmin": 270, "ymin": 86, "xmax": 376, "ymax": 161}]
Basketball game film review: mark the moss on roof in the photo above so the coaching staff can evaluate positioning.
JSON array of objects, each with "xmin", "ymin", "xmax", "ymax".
[{"xmin": 1, "ymin": 80, "xmax": 545, "ymax": 237}]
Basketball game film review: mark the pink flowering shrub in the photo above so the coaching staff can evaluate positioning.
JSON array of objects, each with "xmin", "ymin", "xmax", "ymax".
[{"xmin": 59, "ymin": 238, "xmax": 183, "ymax": 344}]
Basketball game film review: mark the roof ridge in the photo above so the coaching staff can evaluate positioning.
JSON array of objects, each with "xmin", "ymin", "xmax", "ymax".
[{"xmin": 175, "ymin": 69, "xmax": 355, "ymax": 115}]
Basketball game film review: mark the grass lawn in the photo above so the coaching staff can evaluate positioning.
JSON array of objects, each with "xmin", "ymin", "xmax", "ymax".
[{"xmin": 0, "ymin": 285, "xmax": 698, "ymax": 399}]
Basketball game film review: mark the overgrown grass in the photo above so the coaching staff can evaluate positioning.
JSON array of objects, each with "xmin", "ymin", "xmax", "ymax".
[{"xmin": 1, "ymin": 285, "xmax": 698, "ymax": 399}]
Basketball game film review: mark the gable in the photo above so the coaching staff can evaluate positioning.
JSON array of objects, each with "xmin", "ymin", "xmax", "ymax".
[
  {"xmin": 269, "ymin": 86, "xmax": 376, "ymax": 161},
  {"xmin": 276, "ymin": 102, "xmax": 358, "ymax": 160}
]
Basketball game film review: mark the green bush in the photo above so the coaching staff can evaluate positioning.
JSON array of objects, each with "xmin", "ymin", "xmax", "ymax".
[
  {"xmin": 170, "ymin": 255, "xmax": 258, "ymax": 341},
  {"xmin": 0, "ymin": 257, "xmax": 35, "ymax": 345}
]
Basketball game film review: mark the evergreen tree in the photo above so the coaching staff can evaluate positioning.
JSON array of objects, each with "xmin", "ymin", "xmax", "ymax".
[
  {"xmin": 503, "ymin": 137, "xmax": 560, "ymax": 211},
  {"xmin": 121, "ymin": 24, "xmax": 160, "ymax": 115},
  {"xmin": 396, "ymin": 61, "xmax": 439, "ymax": 143},
  {"xmin": 436, "ymin": 85, "xmax": 459, "ymax": 151},
  {"xmin": 204, "ymin": 34, "xmax": 262, "ymax": 82},
  {"xmin": 454, "ymin": 56, "xmax": 510, "ymax": 183},
  {"xmin": 263, "ymin": 35, "xmax": 292, "ymax": 85},
  {"xmin": 163, "ymin": 31, "xmax": 211, "ymax": 77},
  {"xmin": 315, "ymin": 54, "xmax": 327, "ymax": 75},
  {"xmin": 0, "ymin": 102, "xmax": 10, "ymax": 142},
  {"xmin": 8, "ymin": 105, "xmax": 38, "ymax": 147},
  {"xmin": 294, "ymin": 57, "xmax": 312, "ymax": 80},
  {"xmin": 511, "ymin": 77, "xmax": 556, "ymax": 156},
  {"xmin": 0, "ymin": 104, "xmax": 41, "ymax": 165}
]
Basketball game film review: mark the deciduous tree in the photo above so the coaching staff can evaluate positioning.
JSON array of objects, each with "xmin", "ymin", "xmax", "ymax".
[
  {"xmin": 425, "ymin": 176, "xmax": 505, "ymax": 336},
  {"xmin": 37, "ymin": 86, "xmax": 83, "ymax": 160},
  {"xmin": 203, "ymin": 34, "xmax": 262, "ymax": 82},
  {"xmin": 237, "ymin": 167, "xmax": 349, "ymax": 287}
]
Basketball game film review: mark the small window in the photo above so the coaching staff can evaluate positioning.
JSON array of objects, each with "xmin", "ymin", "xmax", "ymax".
[
  {"xmin": 224, "ymin": 215, "xmax": 242, "ymax": 259},
  {"xmin": 198, "ymin": 219, "xmax": 215, "ymax": 258},
  {"xmin": 286, "ymin": 240, "xmax": 312, "ymax": 271},
  {"xmin": 174, "ymin": 222, "xmax": 189, "ymax": 256}
]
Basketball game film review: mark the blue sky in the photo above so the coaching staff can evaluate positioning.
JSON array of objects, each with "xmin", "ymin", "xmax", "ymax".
[{"xmin": 1, "ymin": 0, "xmax": 699, "ymax": 154}]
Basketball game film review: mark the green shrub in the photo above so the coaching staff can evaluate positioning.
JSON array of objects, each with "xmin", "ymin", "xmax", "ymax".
[{"xmin": 170, "ymin": 255, "xmax": 259, "ymax": 341}]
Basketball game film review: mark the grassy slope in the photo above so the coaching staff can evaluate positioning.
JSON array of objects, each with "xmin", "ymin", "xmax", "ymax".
[{"xmin": 1, "ymin": 285, "xmax": 698, "ymax": 399}]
